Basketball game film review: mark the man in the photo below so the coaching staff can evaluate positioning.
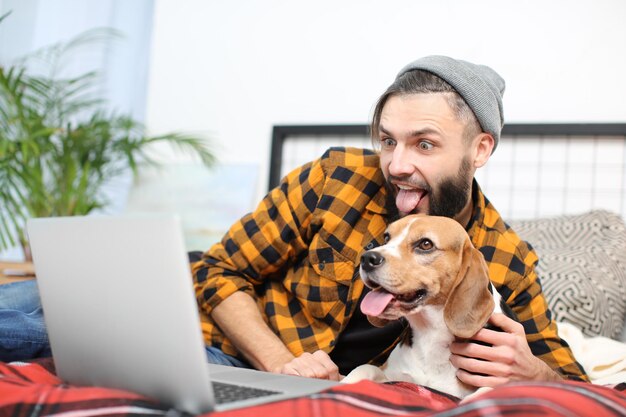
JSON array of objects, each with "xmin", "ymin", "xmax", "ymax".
[{"xmin": 192, "ymin": 55, "xmax": 588, "ymax": 387}]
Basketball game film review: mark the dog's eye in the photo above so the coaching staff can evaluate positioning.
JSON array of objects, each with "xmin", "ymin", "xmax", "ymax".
[
  {"xmin": 414, "ymin": 238, "xmax": 434, "ymax": 252},
  {"xmin": 383, "ymin": 233, "xmax": 390, "ymax": 243}
]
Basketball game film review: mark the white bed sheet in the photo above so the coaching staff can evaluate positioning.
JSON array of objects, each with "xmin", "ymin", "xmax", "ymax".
[{"xmin": 558, "ymin": 321, "xmax": 626, "ymax": 385}]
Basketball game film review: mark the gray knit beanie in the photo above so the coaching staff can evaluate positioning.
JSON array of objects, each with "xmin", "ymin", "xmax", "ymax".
[{"xmin": 397, "ymin": 55, "xmax": 505, "ymax": 151}]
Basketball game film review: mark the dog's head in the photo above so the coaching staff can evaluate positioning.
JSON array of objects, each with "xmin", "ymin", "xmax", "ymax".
[{"xmin": 359, "ymin": 214, "xmax": 494, "ymax": 338}]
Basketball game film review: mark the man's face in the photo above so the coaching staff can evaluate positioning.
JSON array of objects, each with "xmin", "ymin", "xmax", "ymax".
[{"xmin": 378, "ymin": 93, "xmax": 476, "ymax": 220}]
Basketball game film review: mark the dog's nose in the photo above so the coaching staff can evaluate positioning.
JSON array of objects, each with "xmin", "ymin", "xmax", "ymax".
[{"xmin": 361, "ymin": 250, "xmax": 385, "ymax": 272}]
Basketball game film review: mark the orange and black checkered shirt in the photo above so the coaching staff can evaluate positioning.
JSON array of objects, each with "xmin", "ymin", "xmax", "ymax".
[{"xmin": 192, "ymin": 147, "xmax": 588, "ymax": 381}]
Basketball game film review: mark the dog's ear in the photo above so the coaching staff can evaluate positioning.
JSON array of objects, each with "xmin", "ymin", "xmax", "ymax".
[
  {"xmin": 443, "ymin": 240, "xmax": 495, "ymax": 338},
  {"xmin": 366, "ymin": 315, "xmax": 392, "ymax": 328}
]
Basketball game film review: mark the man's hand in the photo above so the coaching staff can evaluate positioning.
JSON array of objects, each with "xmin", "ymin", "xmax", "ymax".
[
  {"xmin": 449, "ymin": 313, "xmax": 561, "ymax": 388},
  {"xmin": 275, "ymin": 350, "xmax": 341, "ymax": 381}
]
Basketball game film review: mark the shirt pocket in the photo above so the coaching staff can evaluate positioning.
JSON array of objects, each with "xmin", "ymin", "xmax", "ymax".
[{"xmin": 288, "ymin": 234, "xmax": 356, "ymax": 321}]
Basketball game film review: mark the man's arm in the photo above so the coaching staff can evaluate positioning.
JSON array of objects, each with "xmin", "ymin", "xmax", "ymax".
[
  {"xmin": 193, "ymin": 151, "xmax": 354, "ymax": 380},
  {"xmin": 211, "ymin": 291, "xmax": 340, "ymax": 380},
  {"xmin": 192, "ymin": 159, "xmax": 320, "ymax": 361},
  {"xmin": 211, "ymin": 291, "xmax": 294, "ymax": 372}
]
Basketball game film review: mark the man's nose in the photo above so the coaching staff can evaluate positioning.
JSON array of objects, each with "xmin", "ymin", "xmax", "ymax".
[
  {"xmin": 361, "ymin": 250, "xmax": 385, "ymax": 272},
  {"xmin": 388, "ymin": 148, "xmax": 414, "ymax": 177}
]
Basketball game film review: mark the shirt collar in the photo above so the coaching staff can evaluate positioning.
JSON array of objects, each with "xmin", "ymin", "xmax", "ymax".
[{"xmin": 365, "ymin": 169, "xmax": 389, "ymax": 215}]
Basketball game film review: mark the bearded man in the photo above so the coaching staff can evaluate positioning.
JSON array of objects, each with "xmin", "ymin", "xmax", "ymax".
[{"xmin": 192, "ymin": 55, "xmax": 588, "ymax": 387}]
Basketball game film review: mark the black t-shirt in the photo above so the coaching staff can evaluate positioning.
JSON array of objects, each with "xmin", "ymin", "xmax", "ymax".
[{"xmin": 329, "ymin": 287, "xmax": 405, "ymax": 375}]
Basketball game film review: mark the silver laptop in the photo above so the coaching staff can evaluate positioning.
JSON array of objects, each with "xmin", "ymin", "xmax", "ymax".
[{"xmin": 27, "ymin": 215, "xmax": 338, "ymax": 413}]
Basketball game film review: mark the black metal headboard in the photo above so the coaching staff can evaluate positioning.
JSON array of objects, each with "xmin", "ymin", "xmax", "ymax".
[{"xmin": 268, "ymin": 123, "xmax": 626, "ymax": 220}]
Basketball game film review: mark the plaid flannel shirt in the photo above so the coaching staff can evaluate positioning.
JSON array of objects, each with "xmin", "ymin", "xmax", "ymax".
[{"xmin": 192, "ymin": 147, "xmax": 588, "ymax": 381}]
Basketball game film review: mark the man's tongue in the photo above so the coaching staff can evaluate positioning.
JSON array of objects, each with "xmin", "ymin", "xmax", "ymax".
[
  {"xmin": 361, "ymin": 289, "xmax": 395, "ymax": 316},
  {"xmin": 396, "ymin": 189, "xmax": 425, "ymax": 214}
]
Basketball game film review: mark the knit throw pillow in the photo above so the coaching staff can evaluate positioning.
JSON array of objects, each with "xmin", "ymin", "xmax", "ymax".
[{"xmin": 508, "ymin": 210, "xmax": 626, "ymax": 340}]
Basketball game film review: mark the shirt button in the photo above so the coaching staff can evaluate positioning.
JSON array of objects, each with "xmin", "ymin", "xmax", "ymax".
[{"xmin": 318, "ymin": 262, "xmax": 325, "ymax": 270}]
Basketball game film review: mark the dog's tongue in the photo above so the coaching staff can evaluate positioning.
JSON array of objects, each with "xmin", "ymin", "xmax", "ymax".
[
  {"xmin": 361, "ymin": 290, "xmax": 395, "ymax": 316},
  {"xmin": 396, "ymin": 189, "xmax": 425, "ymax": 214}
]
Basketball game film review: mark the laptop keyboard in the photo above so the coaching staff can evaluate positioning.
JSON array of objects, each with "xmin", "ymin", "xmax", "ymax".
[{"xmin": 212, "ymin": 381, "xmax": 282, "ymax": 404}]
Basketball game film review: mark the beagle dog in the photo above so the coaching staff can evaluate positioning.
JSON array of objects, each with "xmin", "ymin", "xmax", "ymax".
[{"xmin": 343, "ymin": 214, "xmax": 505, "ymax": 399}]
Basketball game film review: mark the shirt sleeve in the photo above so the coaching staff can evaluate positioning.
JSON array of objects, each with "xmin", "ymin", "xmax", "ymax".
[
  {"xmin": 509, "ymin": 250, "xmax": 589, "ymax": 382},
  {"xmin": 191, "ymin": 156, "xmax": 327, "ymax": 316}
]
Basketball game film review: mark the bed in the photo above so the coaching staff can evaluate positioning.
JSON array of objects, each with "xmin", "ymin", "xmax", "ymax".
[{"xmin": 2, "ymin": 123, "xmax": 626, "ymax": 416}]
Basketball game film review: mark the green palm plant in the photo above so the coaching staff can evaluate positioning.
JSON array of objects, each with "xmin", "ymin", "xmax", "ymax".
[{"xmin": 0, "ymin": 25, "xmax": 215, "ymax": 257}]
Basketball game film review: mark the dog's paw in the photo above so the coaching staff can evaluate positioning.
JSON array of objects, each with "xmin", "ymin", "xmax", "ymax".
[
  {"xmin": 342, "ymin": 364, "xmax": 387, "ymax": 384},
  {"xmin": 460, "ymin": 387, "xmax": 493, "ymax": 404}
]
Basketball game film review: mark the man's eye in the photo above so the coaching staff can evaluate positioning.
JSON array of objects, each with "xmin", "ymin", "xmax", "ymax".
[
  {"xmin": 414, "ymin": 238, "xmax": 434, "ymax": 252},
  {"xmin": 381, "ymin": 137, "xmax": 395, "ymax": 148},
  {"xmin": 418, "ymin": 141, "xmax": 433, "ymax": 151}
]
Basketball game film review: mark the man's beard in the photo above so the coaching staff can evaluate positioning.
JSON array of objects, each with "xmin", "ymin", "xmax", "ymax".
[{"xmin": 384, "ymin": 157, "xmax": 472, "ymax": 221}]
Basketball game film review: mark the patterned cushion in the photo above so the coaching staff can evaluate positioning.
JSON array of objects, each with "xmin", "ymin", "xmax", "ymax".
[{"xmin": 508, "ymin": 210, "xmax": 626, "ymax": 339}]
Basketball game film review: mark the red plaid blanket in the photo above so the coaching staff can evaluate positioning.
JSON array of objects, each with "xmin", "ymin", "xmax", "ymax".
[{"xmin": 1, "ymin": 359, "xmax": 625, "ymax": 416}]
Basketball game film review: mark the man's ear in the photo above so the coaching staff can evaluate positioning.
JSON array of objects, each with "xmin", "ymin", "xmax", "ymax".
[
  {"xmin": 443, "ymin": 240, "xmax": 494, "ymax": 338},
  {"xmin": 367, "ymin": 315, "xmax": 392, "ymax": 328},
  {"xmin": 473, "ymin": 133, "xmax": 495, "ymax": 168}
]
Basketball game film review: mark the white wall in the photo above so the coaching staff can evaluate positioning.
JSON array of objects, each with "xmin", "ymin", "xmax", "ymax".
[
  {"xmin": 146, "ymin": 0, "xmax": 626, "ymax": 201},
  {"xmin": 0, "ymin": 0, "xmax": 154, "ymax": 120}
]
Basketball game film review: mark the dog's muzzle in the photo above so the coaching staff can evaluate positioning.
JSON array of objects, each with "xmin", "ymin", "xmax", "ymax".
[{"xmin": 361, "ymin": 250, "xmax": 385, "ymax": 273}]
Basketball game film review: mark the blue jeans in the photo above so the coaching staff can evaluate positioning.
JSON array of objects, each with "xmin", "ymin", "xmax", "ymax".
[
  {"xmin": 205, "ymin": 346, "xmax": 251, "ymax": 368},
  {"xmin": 0, "ymin": 280, "xmax": 52, "ymax": 361}
]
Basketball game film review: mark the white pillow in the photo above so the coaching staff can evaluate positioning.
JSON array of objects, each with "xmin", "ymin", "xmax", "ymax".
[{"xmin": 509, "ymin": 210, "xmax": 626, "ymax": 340}]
